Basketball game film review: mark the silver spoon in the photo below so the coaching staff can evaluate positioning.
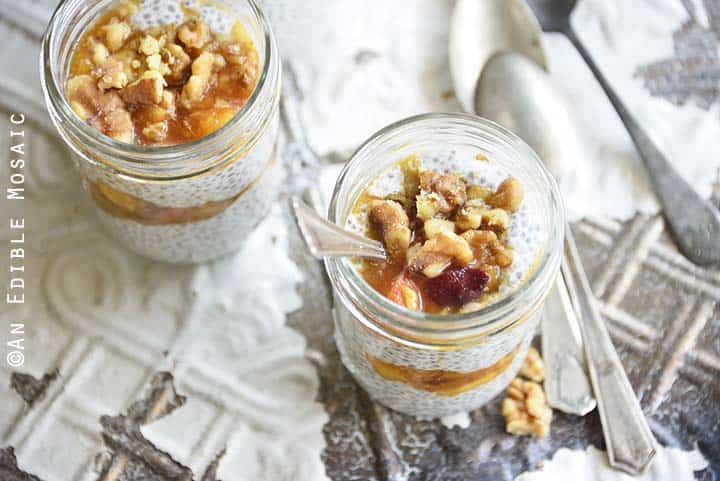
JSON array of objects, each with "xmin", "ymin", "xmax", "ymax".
[
  {"xmin": 478, "ymin": 52, "xmax": 657, "ymax": 475},
  {"xmin": 291, "ymin": 197, "xmax": 387, "ymax": 261},
  {"xmin": 526, "ymin": 0, "xmax": 720, "ymax": 266},
  {"xmin": 451, "ymin": 0, "xmax": 595, "ymax": 418}
]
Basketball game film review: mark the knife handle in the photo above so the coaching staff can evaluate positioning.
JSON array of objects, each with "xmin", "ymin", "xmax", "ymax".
[{"xmin": 563, "ymin": 227, "xmax": 657, "ymax": 475}]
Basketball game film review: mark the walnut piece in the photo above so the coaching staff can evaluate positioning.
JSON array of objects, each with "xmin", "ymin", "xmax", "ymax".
[
  {"xmin": 370, "ymin": 200, "xmax": 411, "ymax": 259},
  {"xmin": 101, "ymin": 21, "xmax": 131, "ymax": 52},
  {"xmin": 121, "ymin": 71, "xmax": 166, "ymax": 106},
  {"xmin": 180, "ymin": 51, "xmax": 219, "ymax": 107},
  {"xmin": 67, "ymin": 75, "xmax": 133, "ymax": 143},
  {"xmin": 162, "ymin": 44, "xmax": 192, "ymax": 86},
  {"xmin": 519, "ymin": 347, "xmax": 546, "ymax": 382},
  {"xmin": 423, "ymin": 218, "xmax": 455, "ymax": 239},
  {"xmin": 408, "ymin": 231, "xmax": 473, "ymax": 277},
  {"xmin": 177, "ymin": 18, "xmax": 210, "ymax": 49},
  {"xmin": 466, "ymin": 184, "xmax": 493, "ymax": 201},
  {"xmin": 456, "ymin": 201, "xmax": 511, "ymax": 232},
  {"xmin": 142, "ymin": 121, "xmax": 168, "ymax": 143},
  {"xmin": 502, "ymin": 378, "xmax": 552, "ymax": 438},
  {"xmin": 91, "ymin": 41, "xmax": 110, "ymax": 65},
  {"xmin": 139, "ymin": 35, "xmax": 160, "ymax": 56},
  {"xmin": 146, "ymin": 54, "xmax": 171, "ymax": 76},
  {"xmin": 418, "ymin": 171, "xmax": 467, "ymax": 214},
  {"xmin": 461, "ymin": 229, "xmax": 514, "ymax": 267},
  {"xmin": 93, "ymin": 58, "xmax": 128, "ymax": 90},
  {"xmin": 489, "ymin": 177, "xmax": 524, "ymax": 213},
  {"xmin": 415, "ymin": 191, "xmax": 443, "ymax": 221},
  {"xmin": 222, "ymin": 43, "xmax": 250, "ymax": 65}
]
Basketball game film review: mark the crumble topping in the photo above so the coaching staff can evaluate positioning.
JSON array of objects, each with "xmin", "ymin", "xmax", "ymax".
[
  {"xmin": 66, "ymin": 0, "xmax": 260, "ymax": 146},
  {"xmin": 354, "ymin": 155, "xmax": 526, "ymax": 314}
]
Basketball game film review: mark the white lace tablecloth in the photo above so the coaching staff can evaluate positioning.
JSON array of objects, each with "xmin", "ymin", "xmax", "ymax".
[{"xmin": 0, "ymin": 0, "xmax": 716, "ymax": 480}]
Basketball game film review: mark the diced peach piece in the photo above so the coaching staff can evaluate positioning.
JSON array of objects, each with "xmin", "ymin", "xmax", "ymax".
[
  {"xmin": 187, "ymin": 107, "xmax": 238, "ymax": 137},
  {"xmin": 387, "ymin": 273, "xmax": 422, "ymax": 311}
]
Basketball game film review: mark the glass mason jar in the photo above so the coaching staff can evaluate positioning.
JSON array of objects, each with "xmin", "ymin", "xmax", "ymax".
[
  {"xmin": 40, "ymin": 0, "xmax": 281, "ymax": 263},
  {"xmin": 326, "ymin": 114, "xmax": 564, "ymax": 417}
]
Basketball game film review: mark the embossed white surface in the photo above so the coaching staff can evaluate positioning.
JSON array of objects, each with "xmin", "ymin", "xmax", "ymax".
[{"xmin": 515, "ymin": 445, "xmax": 708, "ymax": 481}]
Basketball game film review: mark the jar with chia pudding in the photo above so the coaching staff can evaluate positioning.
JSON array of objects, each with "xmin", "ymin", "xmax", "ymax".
[
  {"xmin": 326, "ymin": 114, "xmax": 564, "ymax": 417},
  {"xmin": 41, "ymin": 0, "xmax": 280, "ymax": 263}
]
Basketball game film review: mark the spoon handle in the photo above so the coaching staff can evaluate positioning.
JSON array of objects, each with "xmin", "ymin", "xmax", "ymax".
[
  {"xmin": 563, "ymin": 226, "xmax": 656, "ymax": 475},
  {"xmin": 291, "ymin": 197, "xmax": 388, "ymax": 261},
  {"xmin": 565, "ymin": 28, "xmax": 720, "ymax": 266}
]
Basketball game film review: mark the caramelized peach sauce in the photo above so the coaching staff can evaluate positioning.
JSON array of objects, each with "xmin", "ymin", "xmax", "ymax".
[
  {"xmin": 67, "ymin": 0, "xmax": 259, "ymax": 145},
  {"xmin": 356, "ymin": 155, "xmax": 524, "ymax": 314},
  {"xmin": 366, "ymin": 344, "xmax": 520, "ymax": 396},
  {"xmin": 87, "ymin": 146, "xmax": 276, "ymax": 225}
]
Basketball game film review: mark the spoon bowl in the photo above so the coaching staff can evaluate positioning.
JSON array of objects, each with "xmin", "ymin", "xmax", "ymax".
[
  {"xmin": 476, "ymin": 52, "xmax": 581, "ymax": 181},
  {"xmin": 291, "ymin": 196, "xmax": 387, "ymax": 261},
  {"xmin": 449, "ymin": 0, "xmax": 546, "ymax": 112}
]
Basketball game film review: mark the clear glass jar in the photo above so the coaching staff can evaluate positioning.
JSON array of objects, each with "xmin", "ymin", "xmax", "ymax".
[
  {"xmin": 40, "ymin": 0, "xmax": 281, "ymax": 263},
  {"xmin": 326, "ymin": 114, "xmax": 564, "ymax": 417}
]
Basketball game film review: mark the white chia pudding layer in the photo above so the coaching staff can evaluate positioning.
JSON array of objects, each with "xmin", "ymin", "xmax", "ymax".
[{"xmin": 132, "ymin": 0, "xmax": 236, "ymax": 34}]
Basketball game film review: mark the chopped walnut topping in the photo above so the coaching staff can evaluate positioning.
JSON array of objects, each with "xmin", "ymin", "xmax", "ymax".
[
  {"xmin": 456, "ymin": 202, "xmax": 511, "ymax": 232},
  {"xmin": 146, "ymin": 54, "xmax": 171, "ymax": 76},
  {"xmin": 467, "ymin": 184, "xmax": 493, "ymax": 201},
  {"xmin": 461, "ymin": 229, "xmax": 514, "ymax": 267},
  {"xmin": 162, "ymin": 43, "xmax": 192, "ymax": 86},
  {"xmin": 101, "ymin": 21, "xmax": 131, "ymax": 52},
  {"xmin": 180, "ymin": 51, "xmax": 219, "ymax": 107},
  {"xmin": 418, "ymin": 172, "xmax": 467, "ymax": 214},
  {"xmin": 142, "ymin": 121, "xmax": 168, "ymax": 143},
  {"xmin": 502, "ymin": 378, "xmax": 552, "ymax": 438},
  {"xmin": 93, "ymin": 58, "xmax": 128, "ymax": 90},
  {"xmin": 483, "ymin": 208, "xmax": 511, "ymax": 231},
  {"xmin": 489, "ymin": 177, "xmax": 524, "ymax": 213},
  {"xmin": 139, "ymin": 35, "xmax": 160, "ymax": 56},
  {"xmin": 222, "ymin": 43, "xmax": 250, "ymax": 65},
  {"xmin": 519, "ymin": 347, "xmax": 546, "ymax": 382},
  {"xmin": 160, "ymin": 90, "xmax": 176, "ymax": 112},
  {"xmin": 408, "ymin": 231, "xmax": 473, "ymax": 277},
  {"xmin": 92, "ymin": 41, "xmax": 110, "ymax": 65},
  {"xmin": 370, "ymin": 200, "xmax": 411, "ymax": 259},
  {"xmin": 423, "ymin": 218, "xmax": 455, "ymax": 239},
  {"xmin": 177, "ymin": 18, "xmax": 210, "ymax": 49},
  {"xmin": 67, "ymin": 2, "xmax": 260, "ymax": 146},
  {"xmin": 492, "ymin": 242, "xmax": 514, "ymax": 267},
  {"xmin": 67, "ymin": 75, "xmax": 133, "ymax": 143},
  {"xmin": 416, "ymin": 191, "xmax": 443, "ymax": 221},
  {"xmin": 121, "ymin": 71, "xmax": 166, "ymax": 106},
  {"xmin": 355, "ymin": 152, "xmax": 528, "ymax": 313}
]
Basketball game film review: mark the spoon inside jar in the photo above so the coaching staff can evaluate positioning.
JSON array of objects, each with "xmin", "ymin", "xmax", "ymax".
[{"xmin": 291, "ymin": 196, "xmax": 388, "ymax": 261}]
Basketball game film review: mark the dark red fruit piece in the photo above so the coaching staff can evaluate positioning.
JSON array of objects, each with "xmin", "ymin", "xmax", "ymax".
[{"xmin": 426, "ymin": 265, "xmax": 489, "ymax": 307}]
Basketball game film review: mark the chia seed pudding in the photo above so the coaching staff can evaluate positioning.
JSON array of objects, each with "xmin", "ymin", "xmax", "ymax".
[
  {"xmin": 41, "ymin": 0, "xmax": 281, "ymax": 263},
  {"xmin": 326, "ymin": 115, "xmax": 563, "ymax": 417}
]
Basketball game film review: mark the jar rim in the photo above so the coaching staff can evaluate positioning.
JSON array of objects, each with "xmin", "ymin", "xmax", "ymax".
[
  {"xmin": 325, "ymin": 113, "xmax": 565, "ymax": 344},
  {"xmin": 40, "ymin": 0, "xmax": 279, "ymax": 180}
]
